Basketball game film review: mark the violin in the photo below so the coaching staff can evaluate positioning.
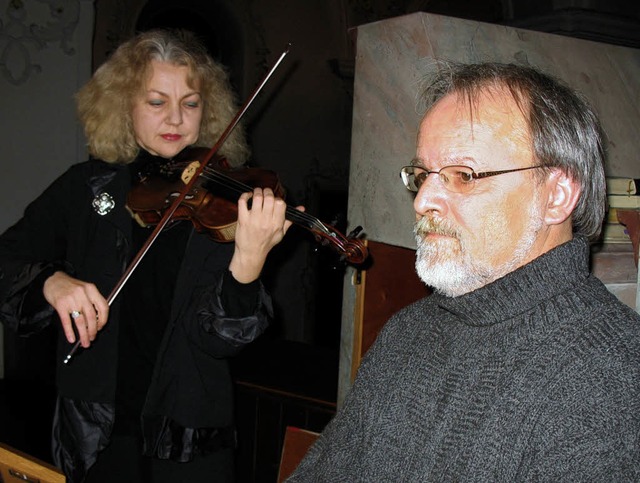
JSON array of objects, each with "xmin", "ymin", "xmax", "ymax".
[{"xmin": 126, "ymin": 146, "xmax": 368, "ymax": 265}]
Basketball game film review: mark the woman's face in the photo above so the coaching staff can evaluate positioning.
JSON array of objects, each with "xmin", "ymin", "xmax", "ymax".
[{"xmin": 131, "ymin": 60, "xmax": 203, "ymax": 158}]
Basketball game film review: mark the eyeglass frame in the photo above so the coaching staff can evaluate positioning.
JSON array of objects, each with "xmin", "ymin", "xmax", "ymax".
[{"xmin": 399, "ymin": 164, "xmax": 544, "ymax": 194}]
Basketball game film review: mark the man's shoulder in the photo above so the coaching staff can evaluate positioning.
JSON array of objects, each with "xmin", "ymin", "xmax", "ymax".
[
  {"xmin": 556, "ymin": 283, "xmax": 640, "ymax": 396},
  {"xmin": 581, "ymin": 274, "xmax": 640, "ymax": 334}
]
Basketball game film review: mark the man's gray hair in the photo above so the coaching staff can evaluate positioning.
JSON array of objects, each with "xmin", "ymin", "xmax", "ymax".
[{"xmin": 421, "ymin": 62, "xmax": 606, "ymax": 240}]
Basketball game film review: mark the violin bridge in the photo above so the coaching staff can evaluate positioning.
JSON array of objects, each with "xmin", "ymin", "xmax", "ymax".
[{"xmin": 181, "ymin": 161, "xmax": 201, "ymax": 184}]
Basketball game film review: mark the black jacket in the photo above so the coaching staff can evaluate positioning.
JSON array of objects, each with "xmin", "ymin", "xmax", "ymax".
[{"xmin": 0, "ymin": 157, "xmax": 272, "ymax": 481}]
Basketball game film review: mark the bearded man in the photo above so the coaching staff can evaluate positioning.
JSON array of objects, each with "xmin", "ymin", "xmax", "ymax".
[{"xmin": 287, "ymin": 62, "xmax": 640, "ymax": 481}]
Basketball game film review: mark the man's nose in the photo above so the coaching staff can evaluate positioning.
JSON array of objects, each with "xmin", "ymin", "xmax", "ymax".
[{"xmin": 413, "ymin": 172, "xmax": 448, "ymax": 216}]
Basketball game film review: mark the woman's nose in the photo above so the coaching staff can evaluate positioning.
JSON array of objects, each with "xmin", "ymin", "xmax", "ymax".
[{"xmin": 166, "ymin": 104, "xmax": 183, "ymax": 125}]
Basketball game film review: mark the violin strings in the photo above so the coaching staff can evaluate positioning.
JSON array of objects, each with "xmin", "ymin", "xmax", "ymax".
[
  {"xmin": 162, "ymin": 161, "xmax": 337, "ymax": 238},
  {"xmin": 197, "ymin": 167, "xmax": 336, "ymax": 237}
]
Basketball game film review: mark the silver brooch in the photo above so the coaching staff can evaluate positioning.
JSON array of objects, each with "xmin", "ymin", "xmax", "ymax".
[{"xmin": 92, "ymin": 192, "xmax": 115, "ymax": 216}]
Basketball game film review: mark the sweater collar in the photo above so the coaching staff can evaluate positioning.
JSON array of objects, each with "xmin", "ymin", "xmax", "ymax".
[{"xmin": 433, "ymin": 236, "xmax": 591, "ymax": 327}]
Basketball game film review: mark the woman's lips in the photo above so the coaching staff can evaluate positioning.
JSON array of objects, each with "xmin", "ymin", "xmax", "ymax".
[{"xmin": 161, "ymin": 134, "xmax": 182, "ymax": 141}]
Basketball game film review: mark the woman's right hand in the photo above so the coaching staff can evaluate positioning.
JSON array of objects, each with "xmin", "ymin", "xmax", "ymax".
[{"xmin": 43, "ymin": 271, "xmax": 109, "ymax": 348}]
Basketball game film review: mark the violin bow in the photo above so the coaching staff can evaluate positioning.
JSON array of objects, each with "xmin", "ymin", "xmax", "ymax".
[{"xmin": 64, "ymin": 44, "xmax": 291, "ymax": 364}]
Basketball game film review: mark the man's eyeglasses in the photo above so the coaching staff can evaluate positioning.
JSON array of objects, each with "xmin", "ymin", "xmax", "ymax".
[{"xmin": 399, "ymin": 164, "xmax": 543, "ymax": 194}]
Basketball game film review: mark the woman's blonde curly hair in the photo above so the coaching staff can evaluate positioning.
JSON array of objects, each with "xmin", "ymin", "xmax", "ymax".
[{"xmin": 76, "ymin": 29, "xmax": 250, "ymax": 166}]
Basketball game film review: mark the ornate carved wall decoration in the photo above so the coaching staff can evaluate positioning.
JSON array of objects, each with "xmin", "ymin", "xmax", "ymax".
[{"xmin": 0, "ymin": 0, "xmax": 80, "ymax": 85}]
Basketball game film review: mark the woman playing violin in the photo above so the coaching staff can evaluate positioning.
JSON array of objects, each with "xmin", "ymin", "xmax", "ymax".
[{"xmin": 0, "ymin": 29, "xmax": 297, "ymax": 483}]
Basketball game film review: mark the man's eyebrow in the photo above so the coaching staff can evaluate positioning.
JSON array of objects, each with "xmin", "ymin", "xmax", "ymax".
[{"xmin": 412, "ymin": 156, "xmax": 480, "ymax": 168}]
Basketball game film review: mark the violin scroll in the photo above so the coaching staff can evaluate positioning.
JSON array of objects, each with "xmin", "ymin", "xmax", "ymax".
[
  {"xmin": 342, "ymin": 226, "xmax": 369, "ymax": 265},
  {"xmin": 304, "ymin": 219, "xmax": 368, "ymax": 265}
]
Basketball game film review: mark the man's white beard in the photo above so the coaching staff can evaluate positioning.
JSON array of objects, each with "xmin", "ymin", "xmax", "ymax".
[{"xmin": 414, "ymin": 199, "xmax": 543, "ymax": 297}]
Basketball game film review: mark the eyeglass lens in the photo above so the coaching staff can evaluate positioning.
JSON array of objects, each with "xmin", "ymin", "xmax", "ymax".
[{"xmin": 401, "ymin": 166, "xmax": 475, "ymax": 193}]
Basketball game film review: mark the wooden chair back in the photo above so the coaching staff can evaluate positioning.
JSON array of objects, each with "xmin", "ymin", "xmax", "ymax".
[
  {"xmin": 0, "ymin": 443, "xmax": 65, "ymax": 483},
  {"xmin": 277, "ymin": 426, "xmax": 320, "ymax": 482}
]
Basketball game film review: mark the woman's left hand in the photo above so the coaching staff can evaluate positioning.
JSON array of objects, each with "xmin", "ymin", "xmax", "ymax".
[{"xmin": 229, "ymin": 187, "xmax": 303, "ymax": 283}]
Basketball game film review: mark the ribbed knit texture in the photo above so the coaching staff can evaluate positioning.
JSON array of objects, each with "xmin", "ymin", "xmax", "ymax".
[{"xmin": 288, "ymin": 237, "xmax": 640, "ymax": 482}]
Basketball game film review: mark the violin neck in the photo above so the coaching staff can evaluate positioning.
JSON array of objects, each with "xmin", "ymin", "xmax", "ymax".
[{"xmin": 285, "ymin": 206, "xmax": 334, "ymax": 236}]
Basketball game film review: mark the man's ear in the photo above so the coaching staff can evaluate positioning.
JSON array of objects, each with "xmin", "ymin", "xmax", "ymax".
[{"xmin": 544, "ymin": 168, "xmax": 580, "ymax": 226}]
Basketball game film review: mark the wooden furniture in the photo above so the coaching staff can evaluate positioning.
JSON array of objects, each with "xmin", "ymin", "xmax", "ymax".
[
  {"xmin": 351, "ymin": 240, "xmax": 430, "ymax": 380},
  {"xmin": 277, "ymin": 426, "xmax": 320, "ymax": 482},
  {"xmin": 0, "ymin": 443, "xmax": 65, "ymax": 483},
  {"xmin": 232, "ymin": 339, "xmax": 336, "ymax": 482},
  {"xmin": 616, "ymin": 209, "xmax": 640, "ymax": 266}
]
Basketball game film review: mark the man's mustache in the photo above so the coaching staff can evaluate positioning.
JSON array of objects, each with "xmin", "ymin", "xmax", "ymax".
[{"xmin": 414, "ymin": 217, "xmax": 460, "ymax": 239}]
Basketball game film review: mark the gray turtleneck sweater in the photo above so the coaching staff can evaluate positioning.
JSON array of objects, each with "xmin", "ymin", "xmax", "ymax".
[{"xmin": 289, "ymin": 236, "xmax": 640, "ymax": 482}]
